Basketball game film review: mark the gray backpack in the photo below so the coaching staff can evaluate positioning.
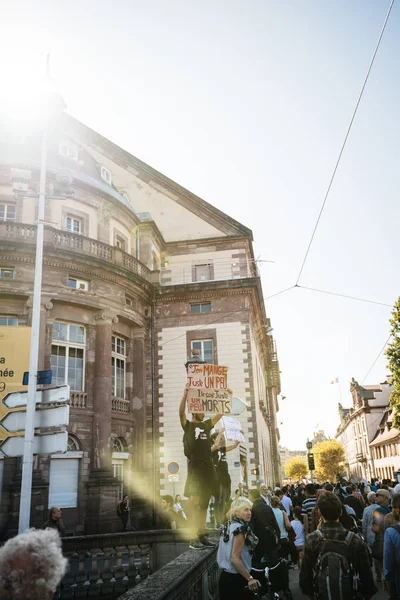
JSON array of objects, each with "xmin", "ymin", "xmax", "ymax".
[{"xmin": 314, "ymin": 529, "xmax": 357, "ymax": 600}]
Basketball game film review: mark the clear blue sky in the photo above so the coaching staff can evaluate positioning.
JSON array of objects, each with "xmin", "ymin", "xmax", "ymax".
[{"xmin": 2, "ymin": 0, "xmax": 399, "ymax": 449}]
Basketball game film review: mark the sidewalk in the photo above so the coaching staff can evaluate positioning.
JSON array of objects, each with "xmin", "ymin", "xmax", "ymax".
[{"xmin": 289, "ymin": 569, "xmax": 387, "ymax": 599}]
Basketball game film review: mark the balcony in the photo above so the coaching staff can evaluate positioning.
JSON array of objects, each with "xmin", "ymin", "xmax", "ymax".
[
  {"xmin": 0, "ymin": 222, "xmax": 153, "ymax": 284},
  {"xmin": 112, "ymin": 397, "xmax": 131, "ymax": 414},
  {"xmin": 355, "ymin": 452, "xmax": 365, "ymax": 462},
  {"xmin": 69, "ymin": 391, "xmax": 87, "ymax": 409}
]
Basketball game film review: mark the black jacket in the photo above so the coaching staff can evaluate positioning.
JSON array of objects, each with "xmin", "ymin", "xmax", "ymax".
[{"xmin": 250, "ymin": 498, "xmax": 280, "ymax": 563}]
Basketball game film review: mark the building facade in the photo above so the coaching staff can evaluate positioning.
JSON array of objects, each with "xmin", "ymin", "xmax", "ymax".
[
  {"xmin": 369, "ymin": 409, "xmax": 400, "ymax": 482},
  {"xmin": 0, "ymin": 112, "xmax": 281, "ymax": 536},
  {"xmin": 335, "ymin": 379, "xmax": 391, "ymax": 481},
  {"xmin": 279, "ymin": 446, "xmax": 307, "ymax": 482}
]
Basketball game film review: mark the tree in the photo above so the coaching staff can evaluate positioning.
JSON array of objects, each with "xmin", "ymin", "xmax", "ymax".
[
  {"xmin": 385, "ymin": 297, "xmax": 400, "ymax": 429},
  {"xmin": 313, "ymin": 439, "xmax": 345, "ymax": 482},
  {"xmin": 284, "ymin": 456, "xmax": 309, "ymax": 481}
]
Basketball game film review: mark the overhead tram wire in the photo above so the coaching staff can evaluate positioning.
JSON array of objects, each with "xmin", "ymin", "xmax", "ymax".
[
  {"xmin": 295, "ymin": 0, "xmax": 395, "ymax": 286},
  {"xmin": 264, "ymin": 286, "xmax": 297, "ymax": 301},
  {"xmin": 361, "ymin": 334, "xmax": 392, "ymax": 383},
  {"xmin": 296, "ymin": 285, "xmax": 393, "ymax": 308}
]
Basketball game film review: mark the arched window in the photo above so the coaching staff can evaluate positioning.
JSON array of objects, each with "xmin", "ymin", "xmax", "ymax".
[
  {"xmin": 111, "ymin": 437, "xmax": 128, "ymax": 501},
  {"xmin": 111, "ymin": 437, "xmax": 125, "ymax": 453},
  {"xmin": 67, "ymin": 435, "xmax": 80, "ymax": 452}
]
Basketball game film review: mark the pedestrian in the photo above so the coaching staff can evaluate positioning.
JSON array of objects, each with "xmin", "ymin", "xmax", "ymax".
[
  {"xmin": 270, "ymin": 495, "xmax": 293, "ymax": 560},
  {"xmin": 173, "ymin": 494, "xmax": 187, "ymax": 522},
  {"xmin": 211, "ymin": 429, "xmax": 239, "ymax": 526},
  {"xmin": 179, "ymin": 385, "xmax": 221, "ymax": 549},
  {"xmin": 301, "ymin": 483, "xmax": 317, "ymax": 535},
  {"xmin": 248, "ymin": 488, "xmax": 280, "ymax": 564},
  {"xmin": 371, "ymin": 488, "xmax": 391, "ymax": 582},
  {"xmin": 384, "ymin": 495, "xmax": 400, "ymax": 600},
  {"xmin": 217, "ymin": 497, "xmax": 261, "ymax": 599},
  {"xmin": 42, "ymin": 506, "xmax": 66, "ymax": 536},
  {"xmin": 116, "ymin": 495, "xmax": 131, "ymax": 531},
  {"xmin": 0, "ymin": 528, "xmax": 68, "ymax": 600},
  {"xmin": 291, "ymin": 506, "xmax": 305, "ymax": 567},
  {"xmin": 160, "ymin": 495, "xmax": 177, "ymax": 529},
  {"xmin": 362, "ymin": 491, "xmax": 379, "ymax": 550},
  {"xmin": 259, "ymin": 483, "xmax": 271, "ymax": 506},
  {"xmin": 344, "ymin": 485, "xmax": 364, "ymax": 521},
  {"xmin": 299, "ymin": 492, "xmax": 377, "ymax": 599},
  {"xmin": 281, "ymin": 486, "xmax": 293, "ymax": 517}
]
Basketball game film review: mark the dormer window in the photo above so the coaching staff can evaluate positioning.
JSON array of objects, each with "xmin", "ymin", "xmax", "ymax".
[
  {"xmin": 101, "ymin": 166, "xmax": 112, "ymax": 185},
  {"xmin": 59, "ymin": 140, "xmax": 79, "ymax": 161}
]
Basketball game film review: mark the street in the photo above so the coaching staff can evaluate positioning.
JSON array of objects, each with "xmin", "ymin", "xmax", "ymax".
[{"xmin": 289, "ymin": 569, "xmax": 388, "ymax": 599}]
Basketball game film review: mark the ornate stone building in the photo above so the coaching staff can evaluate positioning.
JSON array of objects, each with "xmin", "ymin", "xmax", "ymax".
[
  {"xmin": 335, "ymin": 379, "xmax": 391, "ymax": 481},
  {"xmin": 0, "ymin": 112, "xmax": 280, "ymax": 535}
]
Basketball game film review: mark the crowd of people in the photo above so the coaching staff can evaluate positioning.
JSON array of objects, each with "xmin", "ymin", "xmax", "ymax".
[{"xmin": 176, "ymin": 388, "xmax": 400, "ymax": 599}]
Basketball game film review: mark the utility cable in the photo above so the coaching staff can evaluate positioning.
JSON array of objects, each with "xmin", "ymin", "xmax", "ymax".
[
  {"xmin": 264, "ymin": 286, "xmax": 297, "ymax": 301},
  {"xmin": 161, "ymin": 306, "xmax": 248, "ymax": 346},
  {"xmin": 361, "ymin": 334, "xmax": 392, "ymax": 383},
  {"xmin": 297, "ymin": 285, "xmax": 393, "ymax": 308},
  {"xmin": 295, "ymin": 0, "xmax": 395, "ymax": 286}
]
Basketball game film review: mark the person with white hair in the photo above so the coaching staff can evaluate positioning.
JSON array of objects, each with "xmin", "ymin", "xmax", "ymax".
[
  {"xmin": 217, "ymin": 497, "xmax": 261, "ymax": 599},
  {"xmin": 0, "ymin": 528, "xmax": 68, "ymax": 599}
]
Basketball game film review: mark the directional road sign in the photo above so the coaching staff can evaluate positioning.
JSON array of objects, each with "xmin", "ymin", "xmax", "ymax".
[
  {"xmin": 0, "ymin": 431, "xmax": 68, "ymax": 458},
  {"xmin": 1, "ymin": 405, "xmax": 70, "ymax": 432},
  {"xmin": 3, "ymin": 385, "xmax": 70, "ymax": 409}
]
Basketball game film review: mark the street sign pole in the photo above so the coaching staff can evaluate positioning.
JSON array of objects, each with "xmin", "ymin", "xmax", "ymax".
[{"xmin": 18, "ymin": 88, "xmax": 49, "ymax": 534}]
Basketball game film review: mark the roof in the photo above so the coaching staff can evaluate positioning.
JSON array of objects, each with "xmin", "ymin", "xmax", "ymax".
[
  {"xmin": 369, "ymin": 410, "xmax": 400, "ymax": 446},
  {"xmin": 62, "ymin": 112, "xmax": 254, "ymax": 240},
  {"xmin": 369, "ymin": 427, "xmax": 400, "ymax": 446}
]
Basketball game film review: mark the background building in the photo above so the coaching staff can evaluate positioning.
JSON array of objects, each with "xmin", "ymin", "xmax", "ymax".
[
  {"xmin": 279, "ymin": 446, "xmax": 307, "ymax": 481},
  {"xmin": 369, "ymin": 409, "xmax": 400, "ymax": 482},
  {"xmin": 335, "ymin": 378, "xmax": 391, "ymax": 481},
  {"xmin": 0, "ymin": 113, "xmax": 281, "ymax": 535}
]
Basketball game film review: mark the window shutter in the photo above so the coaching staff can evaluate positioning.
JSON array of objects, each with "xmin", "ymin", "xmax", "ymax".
[{"xmin": 49, "ymin": 459, "xmax": 79, "ymax": 508}]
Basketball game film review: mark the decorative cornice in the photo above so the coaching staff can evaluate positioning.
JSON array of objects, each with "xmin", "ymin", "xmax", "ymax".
[{"xmin": 155, "ymin": 288, "xmax": 251, "ymax": 304}]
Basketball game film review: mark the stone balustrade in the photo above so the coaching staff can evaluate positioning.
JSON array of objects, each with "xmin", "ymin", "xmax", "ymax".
[
  {"xmin": 69, "ymin": 391, "xmax": 87, "ymax": 409},
  {"xmin": 56, "ymin": 530, "xmax": 189, "ymax": 600},
  {"xmin": 117, "ymin": 545, "xmax": 219, "ymax": 600},
  {"xmin": 0, "ymin": 222, "xmax": 152, "ymax": 284},
  {"xmin": 112, "ymin": 397, "xmax": 131, "ymax": 414}
]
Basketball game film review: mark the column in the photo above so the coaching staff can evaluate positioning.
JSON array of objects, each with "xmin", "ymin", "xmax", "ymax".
[
  {"xmin": 131, "ymin": 331, "xmax": 147, "ymax": 470},
  {"xmin": 85, "ymin": 310, "xmax": 120, "ymax": 534},
  {"xmin": 92, "ymin": 310, "xmax": 118, "ymax": 470}
]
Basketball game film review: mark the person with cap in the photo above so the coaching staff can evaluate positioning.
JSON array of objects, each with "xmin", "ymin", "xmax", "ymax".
[{"xmin": 371, "ymin": 488, "xmax": 391, "ymax": 582}]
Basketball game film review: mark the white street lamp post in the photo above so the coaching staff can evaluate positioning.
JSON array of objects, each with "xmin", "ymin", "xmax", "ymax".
[{"xmin": 18, "ymin": 99, "xmax": 49, "ymax": 533}]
